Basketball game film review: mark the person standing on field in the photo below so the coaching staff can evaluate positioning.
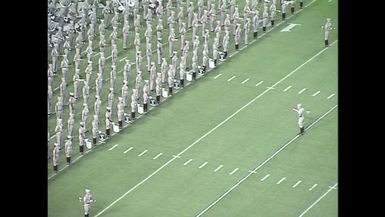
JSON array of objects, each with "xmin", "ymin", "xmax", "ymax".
[
  {"xmin": 323, "ymin": 18, "xmax": 333, "ymax": 47},
  {"xmin": 293, "ymin": 103, "xmax": 308, "ymax": 135}
]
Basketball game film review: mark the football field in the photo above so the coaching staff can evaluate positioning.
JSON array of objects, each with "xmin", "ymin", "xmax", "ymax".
[{"xmin": 48, "ymin": 0, "xmax": 338, "ymax": 216}]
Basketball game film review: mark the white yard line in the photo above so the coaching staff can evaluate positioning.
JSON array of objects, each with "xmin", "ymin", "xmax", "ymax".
[
  {"xmin": 95, "ymin": 43, "xmax": 339, "ymax": 216},
  {"xmin": 260, "ymin": 174, "xmax": 270, "ymax": 181},
  {"xmin": 229, "ymin": 168, "xmax": 239, "ymax": 175},
  {"xmin": 327, "ymin": 93, "xmax": 335, "ymax": 99},
  {"xmin": 108, "ymin": 144, "xmax": 119, "ymax": 151},
  {"xmin": 241, "ymin": 78, "xmax": 250, "ymax": 84},
  {"xmin": 312, "ymin": 91, "xmax": 320, "ymax": 96},
  {"xmin": 298, "ymin": 183, "xmax": 338, "ymax": 217},
  {"xmin": 255, "ymin": 81, "xmax": 264, "ymax": 87},
  {"xmin": 292, "ymin": 180, "xmax": 302, "ymax": 188},
  {"xmin": 298, "ymin": 88, "xmax": 307, "ymax": 94},
  {"xmin": 152, "ymin": 153, "xmax": 163, "ymax": 160},
  {"xmin": 138, "ymin": 150, "xmax": 148, "ymax": 157},
  {"xmin": 198, "ymin": 162, "xmax": 208, "ymax": 169},
  {"xmin": 94, "ymin": 3, "xmax": 335, "ymax": 216},
  {"xmin": 123, "ymin": 147, "xmax": 133, "ymax": 154},
  {"xmin": 214, "ymin": 165, "xmax": 224, "ymax": 172},
  {"xmin": 276, "ymin": 177, "xmax": 286, "ymax": 184},
  {"xmin": 284, "ymin": 85, "xmax": 292, "ymax": 92},
  {"xmin": 227, "ymin": 76, "xmax": 236, "ymax": 81},
  {"xmin": 195, "ymin": 104, "xmax": 338, "ymax": 217},
  {"xmin": 214, "ymin": 73, "xmax": 222, "ymax": 79},
  {"xmin": 183, "ymin": 159, "xmax": 193, "ymax": 166},
  {"xmin": 309, "ymin": 184, "xmax": 318, "ymax": 191}
]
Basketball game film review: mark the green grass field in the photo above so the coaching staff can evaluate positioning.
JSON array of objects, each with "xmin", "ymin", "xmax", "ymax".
[{"xmin": 48, "ymin": 0, "xmax": 338, "ymax": 216}]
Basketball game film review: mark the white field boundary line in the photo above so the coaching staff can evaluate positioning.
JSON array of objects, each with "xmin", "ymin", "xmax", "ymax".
[
  {"xmin": 195, "ymin": 104, "xmax": 338, "ymax": 217},
  {"xmin": 94, "ymin": 41, "xmax": 336, "ymax": 217},
  {"xmin": 298, "ymin": 183, "xmax": 338, "ymax": 217}
]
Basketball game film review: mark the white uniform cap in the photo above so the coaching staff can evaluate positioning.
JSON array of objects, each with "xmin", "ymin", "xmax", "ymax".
[
  {"xmin": 70, "ymin": 92, "xmax": 74, "ymax": 96},
  {"xmin": 83, "ymin": 103, "xmax": 87, "ymax": 106},
  {"xmin": 110, "ymin": 88, "xmax": 113, "ymax": 91},
  {"xmin": 106, "ymin": 107, "xmax": 111, "ymax": 110},
  {"xmin": 297, "ymin": 103, "xmax": 302, "ymax": 108},
  {"xmin": 85, "ymin": 189, "xmax": 91, "ymax": 193}
]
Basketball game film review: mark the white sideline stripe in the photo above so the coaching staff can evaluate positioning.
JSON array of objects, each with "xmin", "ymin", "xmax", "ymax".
[
  {"xmin": 277, "ymin": 177, "xmax": 286, "ymax": 184},
  {"xmin": 298, "ymin": 183, "xmax": 338, "ymax": 217},
  {"xmin": 292, "ymin": 180, "xmax": 302, "ymax": 188},
  {"xmin": 95, "ymin": 8, "xmax": 334, "ymax": 217},
  {"xmin": 309, "ymin": 184, "xmax": 318, "ymax": 191},
  {"xmin": 199, "ymin": 162, "xmax": 208, "ymax": 169},
  {"xmin": 183, "ymin": 159, "xmax": 193, "ymax": 166},
  {"xmin": 214, "ymin": 165, "xmax": 224, "ymax": 172},
  {"xmin": 214, "ymin": 73, "xmax": 222, "ymax": 79},
  {"xmin": 227, "ymin": 76, "xmax": 236, "ymax": 81},
  {"xmin": 241, "ymin": 78, "xmax": 250, "ymax": 84},
  {"xmin": 195, "ymin": 104, "xmax": 338, "ymax": 217},
  {"xmin": 108, "ymin": 144, "xmax": 119, "ymax": 151},
  {"xmin": 123, "ymin": 147, "xmax": 133, "ymax": 153},
  {"xmin": 261, "ymin": 174, "xmax": 270, "ymax": 181},
  {"xmin": 298, "ymin": 88, "xmax": 307, "ymax": 94},
  {"xmin": 229, "ymin": 168, "xmax": 239, "ymax": 175},
  {"xmin": 255, "ymin": 81, "xmax": 264, "ymax": 87},
  {"xmin": 327, "ymin": 93, "xmax": 335, "ymax": 99},
  {"xmin": 283, "ymin": 85, "xmax": 292, "ymax": 92},
  {"xmin": 312, "ymin": 91, "xmax": 320, "ymax": 96},
  {"xmin": 138, "ymin": 150, "xmax": 148, "ymax": 156},
  {"xmin": 153, "ymin": 153, "xmax": 162, "ymax": 160}
]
